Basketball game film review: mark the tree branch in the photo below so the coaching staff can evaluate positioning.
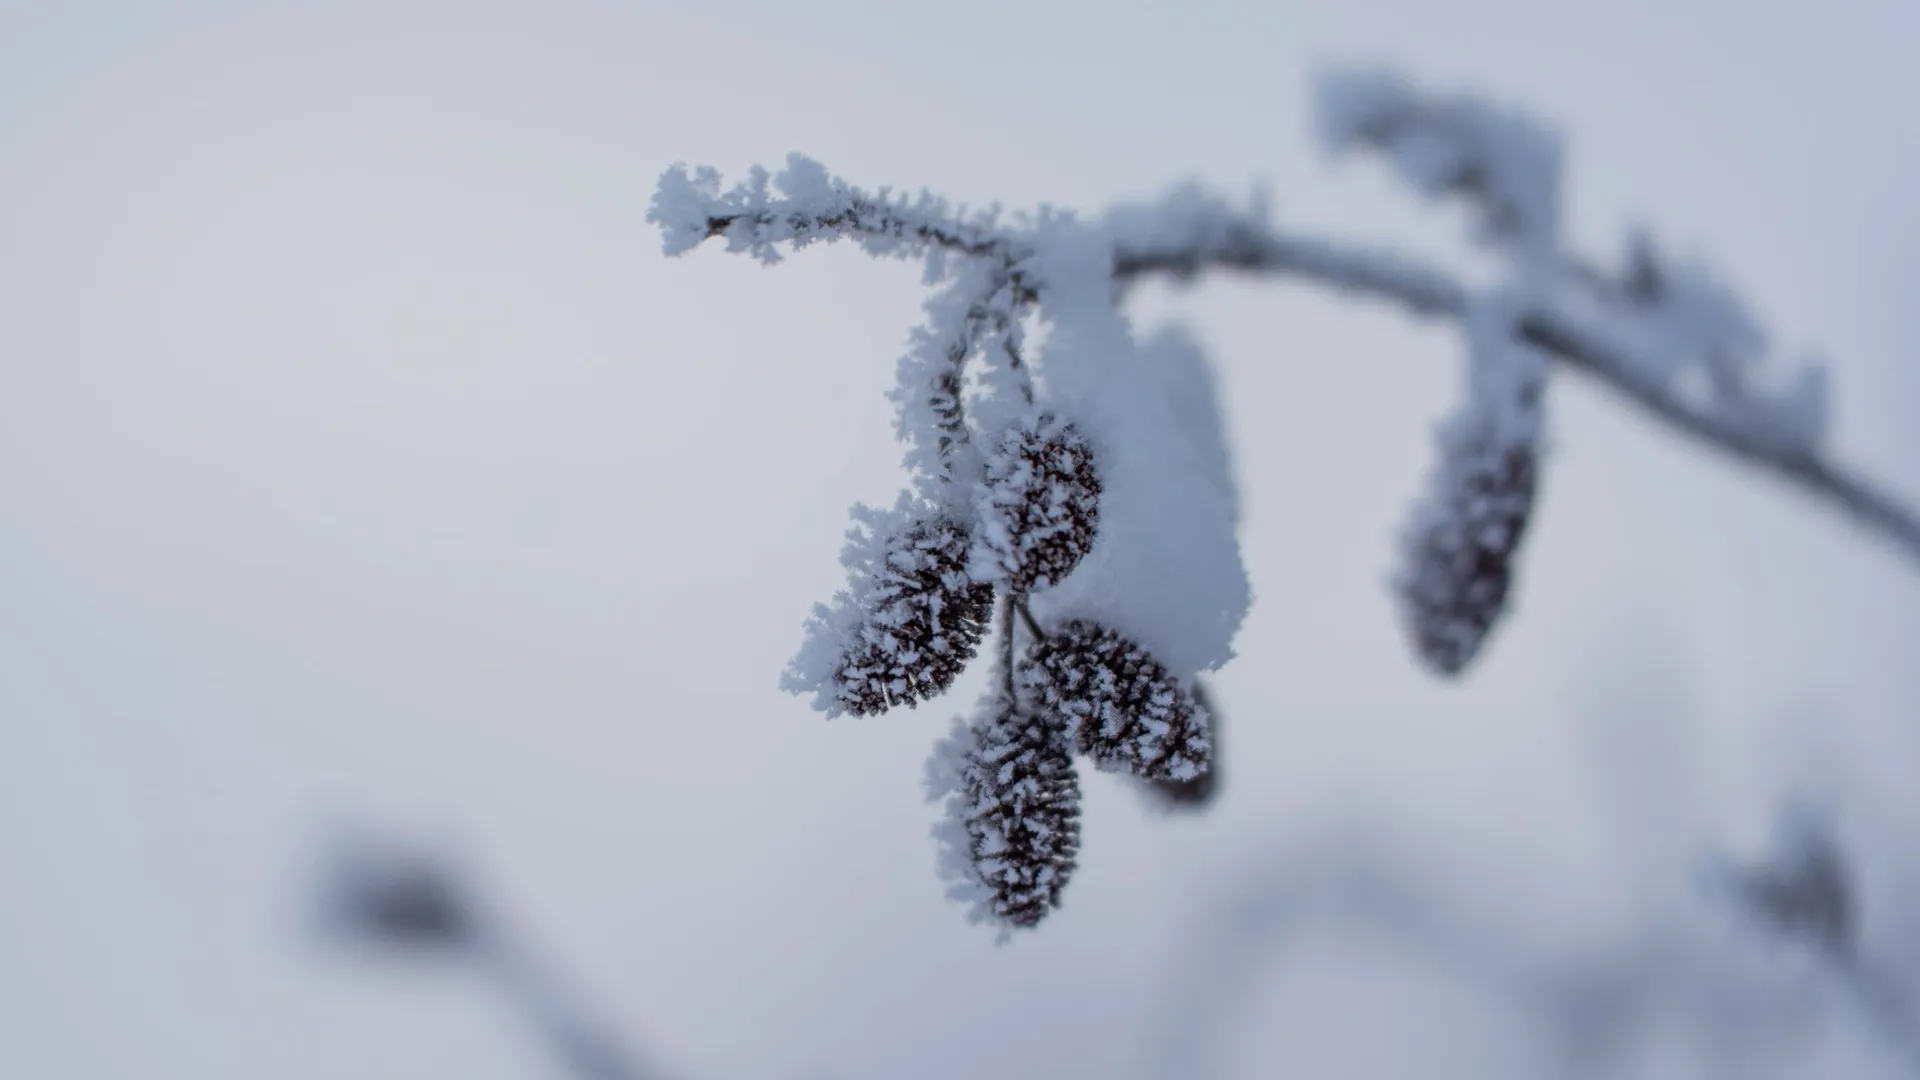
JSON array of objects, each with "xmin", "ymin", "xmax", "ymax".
[
  {"xmin": 1112, "ymin": 220, "xmax": 1467, "ymax": 316},
  {"xmin": 1519, "ymin": 311, "xmax": 1920, "ymax": 559},
  {"xmin": 1109, "ymin": 216, "xmax": 1920, "ymax": 570},
  {"xmin": 661, "ymin": 161, "xmax": 1920, "ymax": 569}
]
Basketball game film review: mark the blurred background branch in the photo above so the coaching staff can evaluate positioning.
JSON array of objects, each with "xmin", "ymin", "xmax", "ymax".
[
  {"xmin": 316, "ymin": 828, "xmax": 672, "ymax": 1080},
  {"xmin": 1146, "ymin": 806, "xmax": 1920, "ymax": 1079}
]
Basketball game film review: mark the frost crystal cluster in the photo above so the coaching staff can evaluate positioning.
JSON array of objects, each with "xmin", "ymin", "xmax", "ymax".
[{"xmin": 648, "ymin": 66, "xmax": 1912, "ymax": 933}]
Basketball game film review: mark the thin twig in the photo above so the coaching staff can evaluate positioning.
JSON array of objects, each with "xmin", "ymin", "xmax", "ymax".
[
  {"xmin": 476, "ymin": 921, "xmax": 663, "ymax": 1080},
  {"xmin": 1014, "ymin": 598, "xmax": 1048, "ymax": 642},
  {"xmin": 1000, "ymin": 596, "xmax": 1020, "ymax": 701}
]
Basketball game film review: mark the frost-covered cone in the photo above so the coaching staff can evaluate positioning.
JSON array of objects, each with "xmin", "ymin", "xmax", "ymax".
[
  {"xmin": 784, "ymin": 499, "xmax": 995, "ymax": 716},
  {"xmin": 973, "ymin": 413, "xmax": 1102, "ymax": 595},
  {"xmin": 1145, "ymin": 680, "xmax": 1221, "ymax": 809},
  {"xmin": 927, "ymin": 690, "xmax": 1082, "ymax": 930},
  {"xmin": 1022, "ymin": 620, "xmax": 1212, "ymax": 782},
  {"xmin": 1396, "ymin": 419, "xmax": 1538, "ymax": 675}
]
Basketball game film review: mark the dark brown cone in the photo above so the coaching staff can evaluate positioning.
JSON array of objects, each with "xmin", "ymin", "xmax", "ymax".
[
  {"xmin": 943, "ymin": 697, "xmax": 1082, "ymax": 928},
  {"xmin": 1146, "ymin": 680, "xmax": 1221, "ymax": 809},
  {"xmin": 1397, "ymin": 429, "xmax": 1537, "ymax": 675},
  {"xmin": 974, "ymin": 415, "xmax": 1101, "ymax": 595},
  {"xmin": 1021, "ymin": 620, "xmax": 1212, "ymax": 782},
  {"xmin": 833, "ymin": 515, "xmax": 995, "ymax": 715}
]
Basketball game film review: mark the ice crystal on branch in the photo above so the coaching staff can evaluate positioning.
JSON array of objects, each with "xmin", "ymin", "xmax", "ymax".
[
  {"xmin": 1397, "ymin": 300, "xmax": 1546, "ymax": 675},
  {"xmin": 649, "ymin": 156, "xmax": 1037, "ymax": 491},
  {"xmin": 783, "ymin": 499, "xmax": 994, "ymax": 717},
  {"xmin": 927, "ymin": 687, "xmax": 1083, "ymax": 932},
  {"xmin": 972, "ymin": 413, "xmax": 1102, "ymax": 595},
  {"xmin": 648, "ymin": 153, "xmax": 1004, "ymax": 265},
  {"xmin": 1022, "ymin": 619, "xmax": 1212, "ymax": 782}
]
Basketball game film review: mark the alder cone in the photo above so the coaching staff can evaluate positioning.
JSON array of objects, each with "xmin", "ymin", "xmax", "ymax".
[
  {"xmin": 1146, "ymin": 681, "xmax": 1221, "ymax": 809},
  {"xmin": 1022, "ymin": 620, "xmax": 1212, "ymax": 782},
  {"xmin": 833, "ymin": 515, "xmax": 996, "ymax": 715},
  {"xmin": 944, "ymin": 699, "xmax": 1082, "ymax": 928},
  {"xmin": 1398, "ymin": 430, "xmax": 1537, "ymax": 675},
  {"xmin": 975, "ymin": 415, "xmax": 1101, "ymax": 595}
]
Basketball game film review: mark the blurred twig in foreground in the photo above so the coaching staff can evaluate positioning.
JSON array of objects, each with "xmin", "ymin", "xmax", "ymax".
[{"xmin": 314, "ymin": 827, "xmax": 671, "ymax": 1080}]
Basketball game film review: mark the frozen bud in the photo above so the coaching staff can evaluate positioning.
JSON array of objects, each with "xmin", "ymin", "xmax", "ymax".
[
  {"xmin": 1397, "ymin": 421, "xmax": 1537, "ymax": 675},
  {"xmin": 1022, "ymin": 620, "xmax": 1212, "ymax": 782},
  {"xmin": 928, "ymin": 692, "xmax": 1082, "ymax": 930},
  {"xmin": 785, "ymin": 502, "xmax": 996, "ymax": 717},
  {"xmin": 973, "ymin": 414, "xmax": 1102, "ymax": 595}
]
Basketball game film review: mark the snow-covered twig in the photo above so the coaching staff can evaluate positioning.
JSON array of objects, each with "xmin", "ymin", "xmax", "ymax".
[
  {"xmin": 1107, "ymin": 203, "xmax": 1920, "ymax": 569},
  {"xmin": 650, "ymin": 154, "xmax": 1014, "ymax": 267}
]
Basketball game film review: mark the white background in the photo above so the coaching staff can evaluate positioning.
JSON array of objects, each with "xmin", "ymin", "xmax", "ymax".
[{"xmin": 3, "ymin": 1, "xmax": 1918, "ymax": 1077}]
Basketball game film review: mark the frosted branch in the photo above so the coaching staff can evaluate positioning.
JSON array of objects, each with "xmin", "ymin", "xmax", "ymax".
[
  {"xmin": 1107, "ymin": 187, "xmax": 1466, "ymax": 314},
  {"xmin": 649, "ymin": 153, "xmax": 1012, "ymax": 265},
  {"xmin": 651, "ymin": 156, "xmax": 1040, "ymax": 490},
  {"xmin": 890, "ymin": 262, "xmax": 1020, "ymax": 490},
  {"xmin": 1105, "ymin": 194, "xmax": 1920, "ymax": 569}
]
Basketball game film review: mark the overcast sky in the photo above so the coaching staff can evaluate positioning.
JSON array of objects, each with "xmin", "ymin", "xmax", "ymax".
[{"xmin": 3, "ymin": 2, "xmax": 1919, "ymax": 1078}]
